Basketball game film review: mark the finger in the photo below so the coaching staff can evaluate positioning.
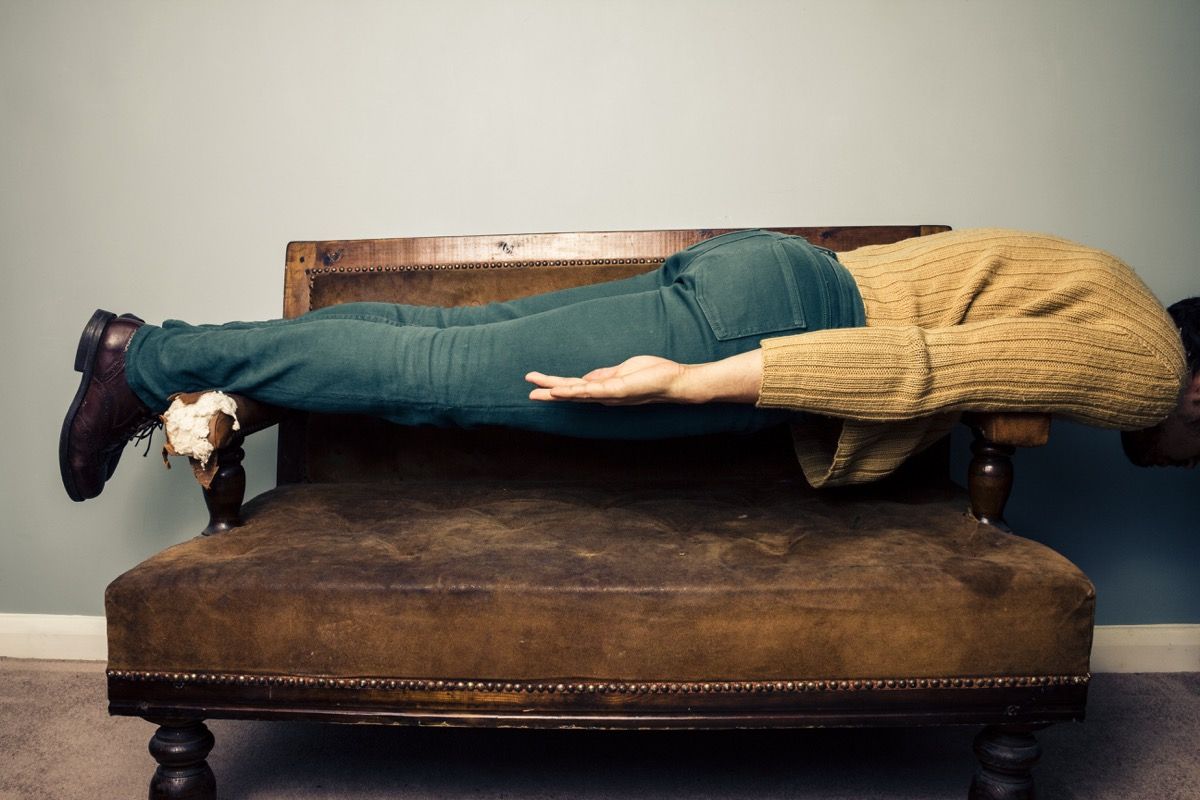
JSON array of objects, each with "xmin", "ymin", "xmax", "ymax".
[
  {"xmin": 525, "ymin": 371, "xmax": 585, "ymax": 388},
  {"xmin": 548, "ymin": 383, "xmax": 598, "ymax": 399},
  {"xmin": 528, "ymin": 381, "xmax": 595, "ymax": 400},
  {"xmin": 530, "ymin": 386, "xmax": 595, "ymax": 402},
  {"xmin": 530, "ymin": 385, "xmax": 586, "ymax": 402},
  {"xmin": 550, "ymin": 378, "xmax": 627, "ymax": 400},
  {"xmin": 581, "ymin": 365, "xmax": 619, "ymax": 381}
]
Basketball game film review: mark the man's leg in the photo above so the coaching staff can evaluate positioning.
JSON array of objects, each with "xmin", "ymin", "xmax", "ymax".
[
  {"xmin": 125, "ymin": 284, "xmax": 797, "ymax": 441},
  {"xmin": 123, "ymin": 229, "xmax": 860, "ymax": 440},
  {"xmin": 65, "ymin": 231, "xmax": 861, "ymax": 500}
]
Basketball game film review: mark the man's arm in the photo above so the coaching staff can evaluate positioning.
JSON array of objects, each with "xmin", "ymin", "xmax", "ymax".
[
  {"xmin": 755, "ymin": 318, "xmax": 1187, "ymax": 429},
  {"xmin": 527, "ymin": 317, "xmax": 1185, "ymax": 428},
  {"xmin": 526, "ymin": 350, "xmax": 762, "ymax": 405}
]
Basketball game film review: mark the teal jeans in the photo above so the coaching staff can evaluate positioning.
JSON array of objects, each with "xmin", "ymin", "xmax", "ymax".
[{"xmin": 125, "ymin": 229, "xmax": 866, "ymax": 440}]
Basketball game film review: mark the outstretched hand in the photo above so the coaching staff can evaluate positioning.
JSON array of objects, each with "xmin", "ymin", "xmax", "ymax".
[{"xmin": 525, "ymin": 355, "xmax": 690, "ymax": 406}]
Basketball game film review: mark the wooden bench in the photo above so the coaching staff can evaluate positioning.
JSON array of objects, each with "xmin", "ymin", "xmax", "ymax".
[{"xmin": 104, "ymin": 226, "xmax": 1087, "ymax": 800}]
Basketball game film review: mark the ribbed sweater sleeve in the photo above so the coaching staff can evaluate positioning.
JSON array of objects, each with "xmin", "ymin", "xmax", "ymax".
[{"xmin": 756, "ymin": 318, "xmax": 1184, "ymax": 429}]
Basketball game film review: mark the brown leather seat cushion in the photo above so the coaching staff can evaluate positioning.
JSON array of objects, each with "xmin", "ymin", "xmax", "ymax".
[{"xmin": 105, "ymin": 479, "xmax": 1094, "ymax": 682}]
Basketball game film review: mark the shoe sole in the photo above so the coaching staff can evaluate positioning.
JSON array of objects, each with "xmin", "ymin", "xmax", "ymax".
[{"xmin": 59, "ymin": 309, "xmax": 117, "ymax": 502}]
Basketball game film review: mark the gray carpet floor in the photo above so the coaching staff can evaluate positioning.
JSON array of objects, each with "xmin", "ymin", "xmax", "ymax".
[{"xmin": 1, "ymin": 659, "xmax": 1197, "ymax": 799}]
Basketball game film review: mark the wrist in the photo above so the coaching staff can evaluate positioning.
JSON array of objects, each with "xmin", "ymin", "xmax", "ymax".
[
  {"xmin": 675, "ymin": 363, "xmax": 710, "ymax": 404},
  {"xmin": 678, "ymin": 350, "xmax": 763, "ymax": 404}
]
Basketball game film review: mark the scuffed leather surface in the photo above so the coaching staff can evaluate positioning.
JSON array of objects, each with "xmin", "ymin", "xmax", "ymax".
[{"xmin": 106, "ymin": 479, "xmax": 1094, "ymax": 681}]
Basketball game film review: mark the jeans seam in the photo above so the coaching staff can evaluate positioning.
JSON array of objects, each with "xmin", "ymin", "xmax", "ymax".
[{"xmin": 304, "ymin": 313, "xmax": 417, "ymax": 327}]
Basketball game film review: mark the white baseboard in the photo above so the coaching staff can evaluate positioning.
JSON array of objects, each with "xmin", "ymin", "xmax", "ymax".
[
  {"xmin": 0, "ymin": 613, "xmax": 107, "ymax": 660},
  {"xmin": 1, "ymin": 614, "xmax": 1197, "ymax": 672},
  {"xmin": 1088, "ymin": 624, "xmax": 1200, "ymax": 673}
]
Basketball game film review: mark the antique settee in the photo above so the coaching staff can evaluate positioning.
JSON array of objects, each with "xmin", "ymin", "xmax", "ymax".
[{"xmin": 104, "ymin": 225, "xmax": 1091, "ymax": 799}]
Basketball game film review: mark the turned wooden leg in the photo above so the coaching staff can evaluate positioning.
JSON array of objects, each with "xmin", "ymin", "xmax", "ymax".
[
  {"xmin": 969, "ymin": 723, "xmax": 1044, "ymax": 800},
  {"xmin": 968, "ymin": 428, "xmax": 1015, "ymax": 532},
  {"xmin": 202, "ymin": 439, "xmax": 245, "ymax": 536},
  {"xmin": 147, "ymin": 719, "xmax": 216, "ymax": 800}
]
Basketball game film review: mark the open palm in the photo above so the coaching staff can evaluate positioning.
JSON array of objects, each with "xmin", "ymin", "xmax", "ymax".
[{"xmin": 525, "ymin": 355, "xmax": 688, "ymax": 406}]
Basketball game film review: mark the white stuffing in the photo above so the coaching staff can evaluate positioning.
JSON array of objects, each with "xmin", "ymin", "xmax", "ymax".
[{"xmin": 162, "ymin": 391, "xmax": 241, "ymax": 467}]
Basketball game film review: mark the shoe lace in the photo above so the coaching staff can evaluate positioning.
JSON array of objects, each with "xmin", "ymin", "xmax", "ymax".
[{"xmin": 129, "ymin": 416, "xmax": 164, "ymax": 457}]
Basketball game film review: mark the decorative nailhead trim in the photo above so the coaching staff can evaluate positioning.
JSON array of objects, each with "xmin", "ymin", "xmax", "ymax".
[
  {"xmin": 107, "ymin": 669, "xmax": 1090, "ymax": 694},
  {"xmin": 303, "ymin": 258, "xmax": 665, "ymax": 297},
  {"xmin": 307, "ymin": 257, "xmax": 659, "ymax": 276}
]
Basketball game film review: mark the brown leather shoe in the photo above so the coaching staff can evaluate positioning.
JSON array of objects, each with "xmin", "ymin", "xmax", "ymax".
[{"xmin": 60, "ymin": 309, "xmax": 161, "ymax": 501}]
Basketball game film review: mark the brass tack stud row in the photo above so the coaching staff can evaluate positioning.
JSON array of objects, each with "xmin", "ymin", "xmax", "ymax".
[
  {"xmin": 304, "ymin": 258, "xmax": 660, "ymax": 275},
  {"xmin": 107, "ymin": 669, "xmax": 1090, "ymax": 694}
]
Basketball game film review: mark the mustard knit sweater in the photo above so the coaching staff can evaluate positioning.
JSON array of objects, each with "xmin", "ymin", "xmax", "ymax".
[{"xmin": 754, "ymin": 228, "xmax": 1189, "ymax": 488}]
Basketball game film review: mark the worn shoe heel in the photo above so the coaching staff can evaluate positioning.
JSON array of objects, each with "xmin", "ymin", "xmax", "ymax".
[{"xmin": 74, "ymin": 309, "xmax": 116, "ymax": 373}]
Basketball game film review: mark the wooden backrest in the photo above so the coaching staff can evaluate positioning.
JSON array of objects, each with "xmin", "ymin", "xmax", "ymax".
[{"xmin": 276, "ymin": 226, "xmax": 952, "ymax": 485}]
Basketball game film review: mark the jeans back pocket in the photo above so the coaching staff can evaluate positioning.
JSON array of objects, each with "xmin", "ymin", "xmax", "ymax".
[{"xmin": 688, "ymin": 237, "xmax": 808, "ymax": 341}]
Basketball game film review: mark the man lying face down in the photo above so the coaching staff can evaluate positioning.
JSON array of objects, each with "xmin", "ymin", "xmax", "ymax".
[{"xmin": 60, "ymin": 228, "xmax": 1199, "ymax": 501}]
